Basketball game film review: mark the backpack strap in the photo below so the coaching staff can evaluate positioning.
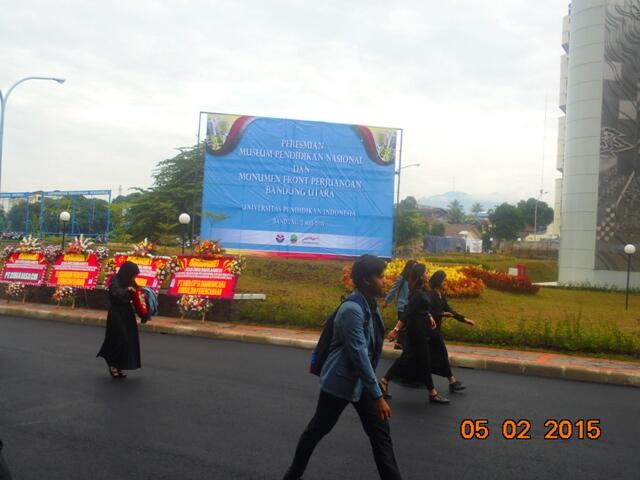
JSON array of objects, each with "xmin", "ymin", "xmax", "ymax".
[{"xmin": 343, "ymin": 292, "xmax": 371, "ymax": 327}]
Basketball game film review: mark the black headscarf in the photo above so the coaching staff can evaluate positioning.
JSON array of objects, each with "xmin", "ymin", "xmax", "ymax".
[
  {"xmin": 408, "ymin": 263, "xmax": 427, "ymax": 291},
  {"xmin": 400, "ymin": 259, "xmax": 417, "ymax": 280},
  {"xmin": 116, "ymin": 261, "xmax": 140, "ymax": 288},
  {"xmin": 429, "ymin": 270, "xmax": 447, "ymax": 290}
]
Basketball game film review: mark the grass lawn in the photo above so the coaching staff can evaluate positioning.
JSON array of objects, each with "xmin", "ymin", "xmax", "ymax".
[
  {"xmin": 233, "ymin": 255, "xmax": 639, "ymax": 359},
  {"xmin": 453, "ymin": 288, "xmax": 640, "ymax": 334}
]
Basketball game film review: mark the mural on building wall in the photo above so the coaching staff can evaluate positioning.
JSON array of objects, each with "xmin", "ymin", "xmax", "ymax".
[{"xmin": 596, "ymin": 0, "xmax": 640, "ymax": 270}]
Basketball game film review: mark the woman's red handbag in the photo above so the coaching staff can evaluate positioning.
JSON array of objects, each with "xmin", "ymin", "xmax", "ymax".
[{"xmin": 132, "ymin": 288, "xmax": 149, "ymax": 319}]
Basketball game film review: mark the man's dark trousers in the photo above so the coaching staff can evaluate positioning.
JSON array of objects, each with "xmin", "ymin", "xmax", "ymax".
[
  {"xmin": 285, "ymin": 390, "xmax": 402, "ymax": 480},
  {"xmin": 0, "ymin": 440, "xmax": 12, "ymax": 480}
]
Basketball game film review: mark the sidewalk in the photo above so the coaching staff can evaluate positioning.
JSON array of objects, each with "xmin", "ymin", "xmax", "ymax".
[{"xmin": 1, "ymin": 301, "xmax": 638, "ymax": 387}]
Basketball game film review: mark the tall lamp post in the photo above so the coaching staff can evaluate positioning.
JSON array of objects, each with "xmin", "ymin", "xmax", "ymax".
[
  {"xmin": 59, "ymin": 211, "xmax": 70, "ymax": 250},
  {"xmin": 179, "ymin": 213, "xmax": 191, "ymax": 255},
  {"xmin": 0, "ymin": 77, "xmax": 65, "ymax": 192},
  {"xmin": 393, "ymin": 162, "xmax": 420, "ymax": 254},
  {"xmin": 624, "ymin": 244, "xmax": 636, "ymax": 311},
  {"xmin": 533, "ymin": 188, "xmax": 548, "ymax": 239}
]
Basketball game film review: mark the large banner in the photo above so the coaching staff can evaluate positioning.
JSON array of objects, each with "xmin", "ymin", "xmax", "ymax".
[
  {"xmin": 167, "ymin": 256, "xmax": 238, "ymax": 299},
  {"xmin": 201, "ymin": 113, "xmax": 398, "ymax": 258},
  {"xmin": 0, "ymin": 252, "xmax": 48, "ymax": 285},
  {"xmin": 47, "ymin": 253, "xmax": 100, "ymax": 289}
]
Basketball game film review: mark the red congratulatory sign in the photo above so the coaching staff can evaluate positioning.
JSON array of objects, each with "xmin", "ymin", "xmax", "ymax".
[
  {"xmin": 0, "ymin": 252, "xmax": 48, "ymax": 285},
  {"xmin": 110, "ymin": 255, "xmax": 168, "ymax": 291},
  {"xmin": 47, "ymin": 253, "xmax": 101, "ymax": 289},
  {"xmin": 168, "ymin": 256, "xmax": 238, "ymax": 299}
]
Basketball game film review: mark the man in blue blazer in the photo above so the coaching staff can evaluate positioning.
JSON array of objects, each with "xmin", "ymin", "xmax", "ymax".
[{"xmin": 283, "ymin": 255, "xmax": 403, "ymax": 480}]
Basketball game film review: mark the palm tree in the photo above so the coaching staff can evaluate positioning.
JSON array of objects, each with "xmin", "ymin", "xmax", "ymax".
[
  {"xmin": 447, "ymin": 200, "xmax": 465, "ymax": 224},
  {"xmin": 471, "ymin": 202, "xmax": 483, "ymax": 217}
]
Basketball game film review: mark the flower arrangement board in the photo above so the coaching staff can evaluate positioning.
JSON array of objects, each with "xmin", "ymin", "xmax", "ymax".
[
  {"xmin": 47, "ymin": 253, "xmax": 101, "ymax": 289},
  {"xmin": 107, "ymin": 255, "xmax": 169, "ymax": 291},
  {"xmin": 0, "ymin": 252, "xmax": 48, "ymax": 285},
  {"xmin": 167, "ymin": 256, "xmax": 239, "ymax": 299}
]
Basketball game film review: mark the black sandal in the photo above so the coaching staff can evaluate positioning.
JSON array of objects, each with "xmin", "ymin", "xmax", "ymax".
[
  {"xmin": 109, "ymin": 366, "xmax": 126, "ymax": 379},
  {"xmin": 428, "ymin": 393, "xmax": 450, "ymax": 404},
  {"xmin": 449, "ymin": 381, "xmax": 466, "ymax": 393}
]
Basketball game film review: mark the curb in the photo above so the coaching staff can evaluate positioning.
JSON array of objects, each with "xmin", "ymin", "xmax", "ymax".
[{"xmin": 1, "ymin": 304, "xmax": 638, "ymax": 388}]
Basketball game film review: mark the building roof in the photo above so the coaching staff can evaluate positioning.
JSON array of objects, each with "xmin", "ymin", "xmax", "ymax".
[{"xmin": 444, "ymin": 224, "xmax": 482, "ymax": 239}]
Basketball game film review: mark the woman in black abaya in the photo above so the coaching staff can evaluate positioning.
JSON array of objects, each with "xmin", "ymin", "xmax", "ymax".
[
  {"xmin": 97, "ymin": 261, "xmax": 141, "ymax": 378},
  {"xmin": 379, "ymin": 264, "xmax": 450, "ymax": 404},
  {"xmin": 427, "ymin": 270, "xmax": 476, "ymax": 393}
]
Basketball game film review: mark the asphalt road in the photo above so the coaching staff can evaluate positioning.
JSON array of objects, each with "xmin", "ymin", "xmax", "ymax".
[{"xmin": 1, "ymin": 314, "xmax": 639, "ymax": 480}]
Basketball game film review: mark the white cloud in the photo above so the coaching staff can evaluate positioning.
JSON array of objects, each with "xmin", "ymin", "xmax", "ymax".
[{"xmin": 0, "ymin": 0, "xmax": 566, "ymax": 205}]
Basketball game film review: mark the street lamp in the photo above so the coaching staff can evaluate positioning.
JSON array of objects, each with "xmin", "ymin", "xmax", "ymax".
[
  {"xmin": 393, "ymin": 162, "xmax": 421, "ymax": 254},
  {"xmin": 179, "ymin": 213, "xmax": 191, "ymax": 255},
  {"xmin": 624, "ymin": 244, "xmax": 636, "ymax": 311},
  {"xmin": 0, "ymin": 77, "xmax": 65, "ymax": 192},
  {"xmin": 59, "ymin": 211, "xmax": 70, "ymax": 250}
]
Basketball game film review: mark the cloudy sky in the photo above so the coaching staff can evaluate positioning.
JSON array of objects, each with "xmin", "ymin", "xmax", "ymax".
[{"xmin": 1, "ymin": 0, "xmax": 567, "ymax": 206}]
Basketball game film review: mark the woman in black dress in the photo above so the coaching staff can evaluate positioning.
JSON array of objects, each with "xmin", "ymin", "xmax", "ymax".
[
  {"xmin": 97, "ymin": 261, "xmax": 142, "ymax": 378},
  {"xmin": 427, "ymin": 270, "xmax": 475, "ymax": 393},
  {"xmin": 379, "ymin": 263, "xmax": 450, "ymax": 404}
]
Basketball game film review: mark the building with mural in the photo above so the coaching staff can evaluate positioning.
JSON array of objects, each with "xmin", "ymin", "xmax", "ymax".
[{"xmin": 556, "ymin": 0, "xmax": 639, "ymax": 287}]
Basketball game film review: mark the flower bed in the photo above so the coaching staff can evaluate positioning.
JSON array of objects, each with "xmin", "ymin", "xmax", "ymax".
[
  {"xmin": 341, "ymin": 258, "xmax": 485, "ymax": 299},
  {"xmin": 52, "ymin": 286, "xmax": 76, "ymax": 306},
  {"xmin": 462, "ymin": 266, "xmax": 539, "ymax": 294}
]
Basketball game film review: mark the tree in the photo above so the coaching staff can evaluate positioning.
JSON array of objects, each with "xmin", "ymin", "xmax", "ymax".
[
  {"xmin": 447, "ymin": 199, "xmax": 465, "ymax": 224},
  {"xmin": 430, "ymin": 222, "xmax": 445, "ymax": 236},
  {"xmin": 399, "ymin": 196, "xmax": 418, "ymax": 210},
  {"xmin": 109, "ymin": 192, "xmax": 143, "ymax": 242},
  {"xmin": 490, "ymin": 203, "xmax": 525, "ymax": 241},
  {"xmin": 396, "ymin": 210, "xmax": 428, "ymax": 245},
  {"xmin": 5, "ymin": 196, "xmax": 110, "ymax": 236},
  {"xmin": 0, "ymin": 208, "xmax": 6, "ymax": 231},
  {"xmin": 123, "ymin": 144, "xmax": 204, "ymax": 242},
  {"xmin": 471, "ymin": 202, "xmax": 483, "ymax": 217},
  {"xmin": 516, "ymin": 198, "xmax": 554, "ymax": 231}
]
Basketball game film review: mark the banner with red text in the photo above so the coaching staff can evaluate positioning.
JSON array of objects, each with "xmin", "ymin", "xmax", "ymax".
[
  {"xmin": 0, "ymin": 252, "xmax": 48, "ymax": 285},
  {"xmin": 167, "ymin": 256, "xmax": 238, "ymax": 299},
  {"xmin": 47, "ymin": 253, "xmax": 100, "ymax": 289},
  {"xmin": 109, "ymin": 255, "xmax": 168, "ymax": 291}
]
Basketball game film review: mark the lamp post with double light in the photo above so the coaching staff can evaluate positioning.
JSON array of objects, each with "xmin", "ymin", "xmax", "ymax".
[
  {"xmin": 0, "ymin": 77, "xmax": 65, "ymax": 192},
  {"xmin": 393, "ymin": 163, "xmax": 420, "ymax": 254}
]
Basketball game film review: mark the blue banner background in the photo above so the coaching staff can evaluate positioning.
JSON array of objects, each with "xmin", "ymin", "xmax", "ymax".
[{"xmin": 201, "ymin": 115, "xmax": 396, "ymax": 257}]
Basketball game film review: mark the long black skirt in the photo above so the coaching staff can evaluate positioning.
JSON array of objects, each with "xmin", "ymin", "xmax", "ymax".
[
  {"xmin": 97, "ymin": 306, "xmax": 141, "ymax": 370},
  {"xmin": 427, "ymin": 329, "xmax": 453, "ymax": 379},
  {"xmin": 386, "ymin": 330, "xmax": 452, "ymax": 390}
]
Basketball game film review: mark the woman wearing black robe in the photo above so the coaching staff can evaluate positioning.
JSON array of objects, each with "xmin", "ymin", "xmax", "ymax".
[
  {"xmin": 97, "ymin": 261, "xmax": 141, "ymax": 378},
  {"xmin": 427, "ymin": 270, "xmax": 475, "ymax": 393},
  {"xmin": 379, "ymin": 264, "xmax": 450, "ymax": 404}
]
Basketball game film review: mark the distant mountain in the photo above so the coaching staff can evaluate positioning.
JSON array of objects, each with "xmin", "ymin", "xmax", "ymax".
[{"xmin": 417, "ymin": 191, "xmax": 507, "ymax": 212}]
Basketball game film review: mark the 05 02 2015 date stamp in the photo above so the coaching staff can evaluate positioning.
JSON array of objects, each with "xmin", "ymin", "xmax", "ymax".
[{"xmin": 459, "ymin": 419, "xmax": 603, "ymax": 441}]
